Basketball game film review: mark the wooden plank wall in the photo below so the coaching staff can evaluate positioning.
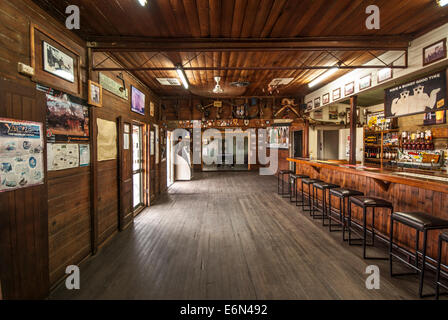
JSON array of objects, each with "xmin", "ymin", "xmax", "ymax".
[{"xmin": 0, "ymin": 0, "xmax": 165, "ymax": 298}]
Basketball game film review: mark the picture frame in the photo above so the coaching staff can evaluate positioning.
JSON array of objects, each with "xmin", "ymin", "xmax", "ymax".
[
  {"xmin": 30, "ymin": 24, "xmax": 82, "ymax": 96},
  {"xmin": 131, "ymin": 86, "xmax": 146, "ymax": 115},
  {"xmin": 306, "ymin": 101, "xmax": 313, "ymax": 112},
  {"xmin": 43, "ymin": 41, "xmax": 75, "ymax": 83},
  {"xmin": 344, "ymin": 81, "xmax": 355, "ymax": 96},
  {"xmin": 333, "ymin": 88, "xmax": 341, "ymax": 101},
  {"xmin": 322, "ymin": 93, "xmax": 330, "ymax": 105},
  {"xmin": 378, "ymin": 67, "xmax": 393, "ymax": 84},
  {"xmin": 314, "ymin": 97, "xmax": 321, "ymax": 108},
  {"xmin": 423, "ymin": 38, "xmax": 447, "ymax": 66},
  {"xmin": 359, "ymin": 74, "xmax": 372, "ymax": 91},
  {"xmin": 88, "ymin": 80, "xmax": 103, "ymax": 107}
]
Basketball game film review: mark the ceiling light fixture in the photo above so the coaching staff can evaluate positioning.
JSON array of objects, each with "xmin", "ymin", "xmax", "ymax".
[
  {"xmin": 176, "ymin": 66, "xmax": 189, "ymax": 90},
  {"xmin": 438, "ymin": 0, "xmax": 448, "ymax": 7},
  {"xmin": 138, "ymin": 0, "xmax": 148, "ymax": 6},
  {"xmin": 308, "ymin": 66, "xmax": 340, "ymax": 88},
  {"xmin": 213, "ymin": 76, "xmax": 224, "ymax": 94}
]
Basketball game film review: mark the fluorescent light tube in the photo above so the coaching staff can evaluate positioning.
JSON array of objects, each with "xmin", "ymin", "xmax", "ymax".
[
  {"xmin": 176, "ymin": 67, "xmax": 189, "ymax": 90},
  {"xmin": 138, "ymin": 0, "xmax": 148, "ymax": 6},
  {"xmin": 438, "ymin": 0, "xmax": 448, "ymax": 7},
  {"xmin": 308, "ymin": 66, "xmax": 339, "ymax": 88}
]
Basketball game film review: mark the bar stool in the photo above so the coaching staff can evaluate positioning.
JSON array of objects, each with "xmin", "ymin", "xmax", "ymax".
[
  {"xmin": 277, "ymin": 170, "xmax": 293, "ymax": 197},
  {"xmin": 289, "ymin": 173, "xmax": 309, "ymax": 204},
  {"xmin": 311, "ymin": 181, "xmax": 340, "ymax": 226},
  {"xmin": 389, "ymin": 212, "xmax": 448, "ymax": 298},
  {"xmin": 328, "ymin": 188, "xmax": 364, "ymax": 240},
  {"xmin": 301, "ymin": 178, "xmax": 323, "ymax": 213},
  {"xmin": 436, "ymin": 232, "xmax": 448, "ymax": 300},
  {"xmin": 349, "ymin": 196, "xmax": 393, "ymax": 259}
]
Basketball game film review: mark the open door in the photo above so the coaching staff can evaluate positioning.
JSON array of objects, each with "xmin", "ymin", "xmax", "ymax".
[{"xmin": 118, "ymin": 117, "xmax": 133, "ymax": 230}]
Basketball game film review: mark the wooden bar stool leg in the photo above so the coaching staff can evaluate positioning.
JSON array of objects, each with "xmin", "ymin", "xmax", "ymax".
[
  {"xmin": 415, "ymin": 230, "xmax": 420, "ymax": 273},
  {"xmin": 363, "ymin": 207, "xmax": 368, "ymax": 259},
  {"xmin": 419, "ymin": 230, "xmax": 428, "ymax": 298},
  {"xmin": 389, "ymin": 215, "xmax": 394, "ymax": 277},
  {"xmin": 435, "ymin": 236, "xmax": 443, "ymax": 300}
]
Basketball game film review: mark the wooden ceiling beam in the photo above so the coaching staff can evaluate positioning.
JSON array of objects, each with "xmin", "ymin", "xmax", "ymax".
[
  {"xmin": 93, "ymin": 64, "xmax": 407, "ymax": 72},
  {"xmin": 87, "ymin": 35, "xmax": 411, "ymax": 52}
]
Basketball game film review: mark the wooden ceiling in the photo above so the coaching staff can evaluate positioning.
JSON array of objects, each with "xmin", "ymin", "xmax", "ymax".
[{"xmin": 33, "ymin": 0, "xmax": 448, "ymax": 98}]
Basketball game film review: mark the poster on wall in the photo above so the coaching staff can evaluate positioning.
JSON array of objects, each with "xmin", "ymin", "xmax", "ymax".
[
  {"xmin": 46, "ymin": 92, "xmax": 89, "ymax": 142},
  {"xmin": 47, "ymin": 143, "xmax": 79, "ymax": 171},
  {"xmin": 267, "ymin": 126, "xmax": 290, "ymax": 149},
  {"xmin": 154, "ymin": 125, "xmax": 160, "ymax": 164},
  {"xmin": 385, "ymin": 72, "xmax": 446, "ymax": 118},
  {"xmin": 97, "ymin": 118, "xmax": 117, "ymax": 161},
  {"xmin": 150, "ymin": 131, "xmax": 155, "ymax": 156},
  {"xmin": 0, "ymin": 119, "xmax": 44, "ymax": 192},
  {"xmin": 131, "ymin": 86, "xmax": 145, "ymax": 115},
  {"xmin": 79, "ymin": 144, "xmax": 90, "ymax": 167}
]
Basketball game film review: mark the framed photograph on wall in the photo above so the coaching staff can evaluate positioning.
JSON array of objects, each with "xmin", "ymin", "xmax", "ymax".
[
  {"xmin": 88, "ymin": 80, "xmax": 102, "ymax": 107},
  {"xmin": 378, "ymin": 67, "xmax": 393, "ymax": 84},
  {"xmin": 31, "ymin": 24, "xmax": 82, "ymax": 96},
  {"xmin": 322, "ymin": 93, "xmax": 330, "ymax": 105},
  {"xmin": 42, "ymin": 41, "xmax": 75, "ymax": 83},
  {"xmin": 359, "ymin": 74, "xmax": 372, "ymax": 91},
  {"xmin": 131, "ymin": 86, "xmax": 145, "ymax": 115},
  {"xmin": 333, "ymin": 88, "xmax": 341, "ymax": 101},
  {"xmin": 314, "ymin": 97, "xmax": 321, "ymax": 108},
  {"xmin": 344, "ymin": 81, "xmax": 355, "ymax": 96},
  {"xmin": 306, "ymin": 101, "xmax": 313, "ymax": 112},
  {"xmin": 423, "ymin": 38, "xmax": 447, "ymax": 66}
]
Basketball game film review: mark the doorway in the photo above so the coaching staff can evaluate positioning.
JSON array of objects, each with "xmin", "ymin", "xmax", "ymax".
[
  {"xmin": 317, "ymin": 130, "xmax": 340, "ymax": 160},
  {"xmin": 293, "ymin": 130, "xmax": 303, "ymax": 157},
  {"xmin": 132, "ymin": 124, "xmax": 144, "ymax": 210},
  {"xmin": 202, "ymin": 131, "xmax": 249, "ymax": 171}
]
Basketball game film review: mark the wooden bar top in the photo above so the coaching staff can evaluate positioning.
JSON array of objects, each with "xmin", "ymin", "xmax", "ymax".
[{"xmin": 287, "ymin": 157, "xmax": 448, "ymax": 194}]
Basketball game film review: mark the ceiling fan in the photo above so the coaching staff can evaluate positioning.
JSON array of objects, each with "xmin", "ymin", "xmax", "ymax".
[{"xmin": 213, "ymin": 76, "xmax": 224, "ymax": 94}]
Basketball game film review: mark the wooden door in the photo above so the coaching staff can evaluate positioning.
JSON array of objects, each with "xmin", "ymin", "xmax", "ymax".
[
  {"xmin": 0, "ymin": 80, "xmax": 49, "ymax": 299},
  {"xmin": 117, "ymin": 117, "xmax": 133, "ymax": 230}
]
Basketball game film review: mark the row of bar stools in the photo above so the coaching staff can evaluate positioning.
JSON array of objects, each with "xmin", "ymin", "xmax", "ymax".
[
  {"xmin": 312, "ymin": 182, "xmax": 340, "ymax": 226},
  {"xmin": 328, "ymin": 188, "xmax": 364, "ymax": 240},
  {"xmin": 301, "ymin": 178, "xmax": 322, "ymax": 213},
  {"xmin": 349, "ymin": 196, "xmax": 393, "ymax": 260},
  {"xmin": 389, "ymin": 212, "xmax": 448, "ymax": 298},
  {"xmin": 436, "ymin": 232, "xmax": 448, "ymax": 300},
  {"xmin": 277, "ymin": 170, "xmax": 293, "ymax": 198},
  {"xmin": 289, "ymin": 174, "xmax": 309, "ymax": 204}
]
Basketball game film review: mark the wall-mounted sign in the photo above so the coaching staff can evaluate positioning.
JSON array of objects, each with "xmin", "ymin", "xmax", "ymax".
[
  {"xmin": 385, "ymin": 72, "xmax": 447, "ymax": 118},
  {"xmin": 99, "ymin": 72, "xmax": 129, "ymax": 100}
]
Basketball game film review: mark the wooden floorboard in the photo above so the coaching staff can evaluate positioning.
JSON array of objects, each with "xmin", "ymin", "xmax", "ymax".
[{"xmin": 49, "ymin": 171, "xmax": 443, "ymax": 300}]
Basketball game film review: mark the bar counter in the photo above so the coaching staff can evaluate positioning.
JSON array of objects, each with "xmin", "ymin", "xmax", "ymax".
[{"xmin": 287, "ymin": 157, "xmax": 448, "ymax": 265}]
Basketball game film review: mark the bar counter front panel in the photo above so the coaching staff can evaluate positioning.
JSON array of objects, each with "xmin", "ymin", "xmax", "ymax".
[{"xmin": 287, "ymin": 158, "xmax": 448, "ymax": 265}]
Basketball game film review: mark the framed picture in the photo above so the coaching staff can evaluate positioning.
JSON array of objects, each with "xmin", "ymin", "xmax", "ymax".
[
  {"xmin": 43, "ymin": 41, "xmax": 75, "ymax": 83},
  {"xmin": 359, "ymin": 74, "xmax": 372, "ymax": 91},
  {"xmin": 322, "ymin": 93, "xmax": 330, "ymax": 105},
  {"xmin": 150, "ymin": 101, "xmax": 155, "ymax": 117},
  {"xmin": 333, "ymin": 88, "xmax": 341, "ymax": 101},
  {"xmin": 423, "ymin": 38, "xmax": 447, "ymax": 66},
  {"xmin": 131, "ymin": 86, "xmax": 145, "ymax": 115},
  {"xmin": 314, "ymin": 97, "xmax": 321, "ymax": 108},
  {"xmin": 306, "ymin": 101, "xmax": 313, "ymax": 112},
  {"xmin": 88, "ymin": 80, "xmax": 102, "ymax": 107},
  {"xmin": 267, "ymin": 126, "xmax": 289, "ymax": 149},
  {"xmin": 344, "ymin": 81, "xmax": 355, "ymax": 96},
  {"xmin": 378, "ymin": 67, "xmax": 393, "ymax": 84}
]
